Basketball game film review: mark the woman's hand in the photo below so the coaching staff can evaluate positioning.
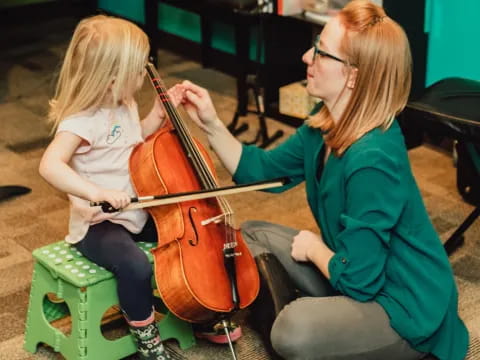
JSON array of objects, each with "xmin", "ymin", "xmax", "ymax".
[
  {"xmin": 141, "ymin": 84, "xmax": 186, "ymax": 137},
  {"xmin": 167, "ymin": 83, "xmax": 186, "ymax": 109},
  {"xmin": 151, "ymin": 83, "xmax": 186, "ymax": 123},
  {"xmin": 178, "ymin": 80, "xmax": 242, "ymax": 175},
  {"xmin": 180, "ymin": 80, "xmax": 220, "ymax": 133},
  {"xmin": 291, "ymin": 230, "xmax": 324, "ymax": 262},
  {"xmin": 291, "ymin": 230, "xmax": 334, "ymax": 279},
  {"xmin": 91, "ymin": 188, "xmax": 131, "ymax": 211}
]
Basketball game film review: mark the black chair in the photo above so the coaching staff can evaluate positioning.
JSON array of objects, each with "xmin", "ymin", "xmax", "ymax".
[
  {"xmin": 403, "ymin": 77, "xmax": 480, "ymax": 255},
  {"xmin": 203, "ymin": 0, "xmax": 284, "ymax": 148},
  {"xmin": 145, "ymin": 0, "xmax": 284, "ymax": 148}
]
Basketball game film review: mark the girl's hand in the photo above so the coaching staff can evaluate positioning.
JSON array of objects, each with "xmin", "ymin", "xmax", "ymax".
[
  {"xmin": 180, "ymin": 80, "xmax": 220, "ymax": 133},
  {"xmin": 291, "ymin": 230, "xmax": 324, "ymax": 262},
  {"xmin": 91, "ymin": 188, "xmax": 131, "ymax": 210}
]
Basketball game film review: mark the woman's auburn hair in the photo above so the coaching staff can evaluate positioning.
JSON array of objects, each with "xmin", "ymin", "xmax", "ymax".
[
  {"xmin": 48, "ymin": 15, "xmax": 149, "ymax": 130},
  {"xmin": 307, "ymin": 0, "xmax": 412, "ymax": 156}
]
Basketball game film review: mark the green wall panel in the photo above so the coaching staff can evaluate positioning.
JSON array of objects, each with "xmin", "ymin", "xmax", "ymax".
[
  {"xmin": 425, "ymin": 0, "xmax": 480, "ymax": 85},
  {"xmin": 97, "ymin": 0, "xmax": 261, "ymax": 60},
  {"xmin": 97, "ymin": 0, "xmax": 145, "ymax": 24},
  {"xmin": 158, "ymin": 4, "xmax": 201, "ymax": 44},
  {"xmin": 210, "ymin": 21, "xmax": 235, "ymax": 55}
]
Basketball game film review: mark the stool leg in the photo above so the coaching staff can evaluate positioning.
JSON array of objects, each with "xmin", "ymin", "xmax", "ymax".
[
  {"xmin": 24, "ymin": 263, "xmax": 66, "ymax": 354},
  {"xmin": 158, "ymin": 311, "xmax": 196, "ymax": 350},
  {"xmin": 81, "ymin": 279, "xmax": 137, "ymax": 360},
  {"xmin": 24, "ymin": 263, "xmax": 43, "ymax": 353}
]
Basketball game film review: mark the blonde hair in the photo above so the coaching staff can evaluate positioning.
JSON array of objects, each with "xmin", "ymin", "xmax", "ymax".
[
  {"xmin": 48, "ymin": 15, "xmax": 149, "ymax": 130},
  {"xmin": 308, "ymin": 0, "xmax": 412, "ymax": 155}
]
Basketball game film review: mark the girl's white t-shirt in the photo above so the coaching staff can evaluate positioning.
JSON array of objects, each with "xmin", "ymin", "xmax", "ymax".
[{"xmin": 57, "ymin": 103, "xmax": 148, "ymax": 244}]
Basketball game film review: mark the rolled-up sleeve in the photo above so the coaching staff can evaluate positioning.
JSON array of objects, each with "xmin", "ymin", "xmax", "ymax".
[
  {"xmin": 233, "ymin": 126, "xmax": 309, "ymax": 193},
  {"xmin": 328, "ymin": 149, "xmax": 405, "ymax": 301}
]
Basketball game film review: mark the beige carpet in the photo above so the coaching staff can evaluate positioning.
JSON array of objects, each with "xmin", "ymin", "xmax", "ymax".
[{"xmin": 1, "ymin": 16, "xmax": 479, "ymax": 360}]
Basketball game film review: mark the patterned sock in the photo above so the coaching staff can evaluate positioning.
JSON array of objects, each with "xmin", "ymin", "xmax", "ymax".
[{"xmin": 127, "ymin": 313, "xmax": 173, "ymax": 360}]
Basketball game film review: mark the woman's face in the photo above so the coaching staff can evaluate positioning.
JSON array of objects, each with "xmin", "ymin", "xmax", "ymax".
[{"xmin": 302, "ymin": 16, "xmax": 349, "ymax": 103}]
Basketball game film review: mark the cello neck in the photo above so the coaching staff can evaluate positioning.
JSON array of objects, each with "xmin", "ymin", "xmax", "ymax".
[
  {"xmin": 146, "ymin": 63, "xmax": 215, "ymax": 190},
  {"xmin": 145, "ymin": 63, "xmax": 183, "ymax": 132}
]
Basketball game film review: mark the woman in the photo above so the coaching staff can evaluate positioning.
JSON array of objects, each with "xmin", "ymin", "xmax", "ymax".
[{"xmin": 180, "ymin": 1, "xmax": 469, "ymax": 359}]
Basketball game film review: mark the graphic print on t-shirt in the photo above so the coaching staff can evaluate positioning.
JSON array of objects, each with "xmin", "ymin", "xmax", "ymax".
[{"xmin": 106, "ymin": 124, "xmax": 122, "ymax": 144}]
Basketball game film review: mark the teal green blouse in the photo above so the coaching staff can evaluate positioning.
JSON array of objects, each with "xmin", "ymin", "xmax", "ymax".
[{"xmin": 233, "ymin": 121, "xmax": 469, "ymax": 360}]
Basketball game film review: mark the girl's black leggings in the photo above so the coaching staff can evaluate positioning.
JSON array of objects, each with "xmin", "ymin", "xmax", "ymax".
[{"xmin": 74, "ymin": 217, "xmax": 157, "ymax": 321}]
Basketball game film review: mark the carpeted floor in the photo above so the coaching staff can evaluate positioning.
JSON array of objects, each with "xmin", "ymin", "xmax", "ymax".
[{"xmin": 0, "ymin": 16, "xmax": 479, "ymax": 360}]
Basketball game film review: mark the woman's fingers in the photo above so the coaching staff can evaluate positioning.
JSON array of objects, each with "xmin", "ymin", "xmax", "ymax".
[
  {"xmin": 179, "ymin": 80, "xmax": 218, "ymax": 132},
  {"xmin": 183, "ymin": 102, "xmax": 210, "ymax": 132},
  {"xmin": 168, "ymin": 84, "xmax": 186, "ymax": 107},
  {"xmin": 182, "ymin": 80, "xmax": 205, "ymax": 94},
  {"xmin": 185, "ymin": 89, "xmax": 202, "ymax": 108}
]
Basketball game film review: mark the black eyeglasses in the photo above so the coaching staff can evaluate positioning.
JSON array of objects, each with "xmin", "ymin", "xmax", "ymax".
[{"xmin": 312, "ymin": 35, "xmax": 348, "ymax": 64}]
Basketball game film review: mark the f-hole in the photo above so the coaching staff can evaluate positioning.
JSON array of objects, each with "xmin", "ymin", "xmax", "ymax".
[{"xmin": 188, "ymin": 207, "xmax": 199, "ymax": 246}]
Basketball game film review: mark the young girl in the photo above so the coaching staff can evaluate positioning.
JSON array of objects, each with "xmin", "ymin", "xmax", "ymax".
[{"xmin": 39, "ymin": 15, "xmax": 184, "ymax": 360}]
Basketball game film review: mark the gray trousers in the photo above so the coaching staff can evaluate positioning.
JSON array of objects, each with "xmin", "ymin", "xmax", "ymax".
[{"xmin": 241, "ymin": 220, "xmax": 426, "ymax": 360}]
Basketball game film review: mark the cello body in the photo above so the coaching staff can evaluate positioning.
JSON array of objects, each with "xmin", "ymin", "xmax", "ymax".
[{"xmin": 130, "ymin": 122, "xmax": 260, "ymax": 322}]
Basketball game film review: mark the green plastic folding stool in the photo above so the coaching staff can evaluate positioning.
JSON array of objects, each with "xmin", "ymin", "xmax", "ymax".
[{"xmin": 24, "ymin": 240, "xmax": 195, "ymax": 360}]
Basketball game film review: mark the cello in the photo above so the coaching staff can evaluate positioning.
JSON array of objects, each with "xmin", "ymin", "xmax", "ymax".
[{"xmin": 129, "ymin": 64, "xmax": 260, "ymax": 327}]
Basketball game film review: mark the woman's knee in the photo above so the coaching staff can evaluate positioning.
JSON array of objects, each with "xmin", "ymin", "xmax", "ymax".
[
  {"xmin": 271, "ymin": 300, "xmax": 318, "ymax": 359},
  {"xmin": 241, "ymin": 220, "xmax": 277, "ymax": 256},
  {"xmin": 272, "ymin": 297, "xmax": 422, "ymax": 360},
  {"xmin": 241, "ymin": 220, "xmax": 272, "ymax": 237}
]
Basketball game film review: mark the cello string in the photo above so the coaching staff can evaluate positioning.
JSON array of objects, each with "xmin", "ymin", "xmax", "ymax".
[
  {"xmin": 148, "ymin": 65, "xmax": 214, "ymax": 185},
  {"xmin": 147, "ymin": 65, "xmax": 236, "ymax": 233},
  {"xmin": 147, "ymin": 65, "xmax": 239, "ymax": 305},
  {"xmin": 147, "ymin": 65, "xmax": 215, "ymax": 189},
  {"xmin": 146, "ymin": 66, "xmax": 228, "ymax": 200},
  {"xmin": 161, "ymin": 82, "xmax": 237, "ymax": 261}
]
